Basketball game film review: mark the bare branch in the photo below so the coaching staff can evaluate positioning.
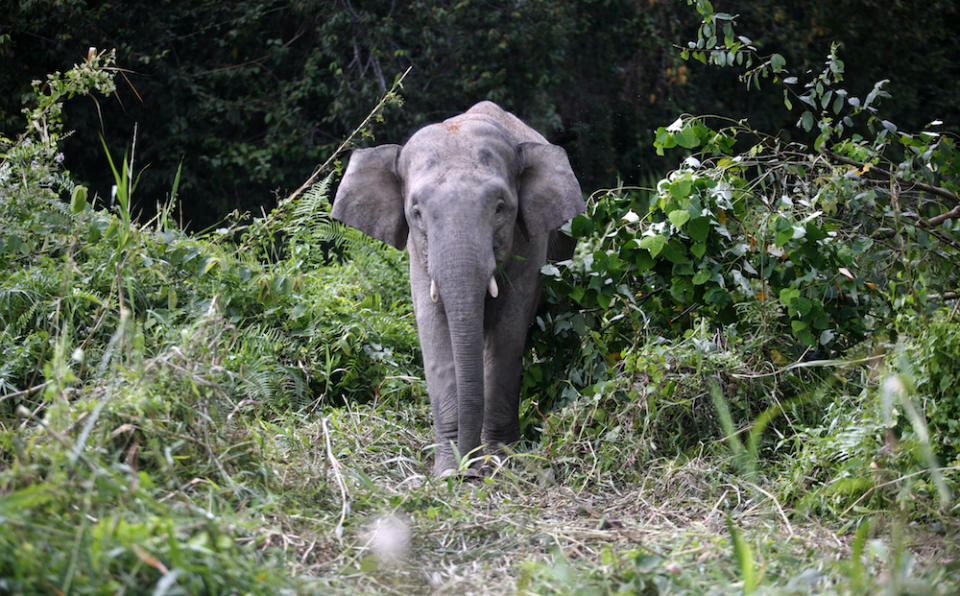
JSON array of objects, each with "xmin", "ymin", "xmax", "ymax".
[{"xmin": 822, "ymin": 149, "xmax": 960, "ymax": 206}]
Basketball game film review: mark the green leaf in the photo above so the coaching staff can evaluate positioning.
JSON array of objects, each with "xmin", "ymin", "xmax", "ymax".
[
  {"xmin": 779, "ymin": 287, "xmax": 800, "ymax": 307},
  {"xmin": 791, "ymin": 296, "xmax": 813, "ymax": 316},
  {"xmin": 770, "ymin": 53, "xmax": 785, "ymax": 73},
  {"xmin": 727, "ymin": 517, "xmax": 757, "ymax": 593},
  {"xmin": 639, "ymin": 234, "xmax": 667, "ymax": 258},
  {"xmin": 70, "ymin": 185, "xmax": 88, "ymax": 213},
  {"xmin": 691, "ymin": 242, "xmax": 707, "ymax": 259},
  {"xmin": 676, "ymin": 126, "xmax": 700, "ymax": 149},
  {"xmin": 791, "ymin": 319, "xmax": 809, "ymax": 334},
  {"xmin": 687, "ymin": 217, "xmax": 710, "ymax": 242},
  {"xmin": 0, "ymin": 485, "xmax": 53, "ymax": 516},
  {"xmin": 670, "ymin": 276, "xmax": 694, "ymax": 302},
  {"xmin": 669, "ymin": 177, "xmax": 693, "ymax": 200},
  {"xmin": 635, "ymin": 251, "xmax": 654, "ymax": 272},
  {"xmin": 668, "ymin": 209, "xmax": 691, "ymax": 229},
  {"xmin": 661, "ymin": 238, "xmax": 689, "ymax": 264},
  {"xmin": 596, "ymin": 291, "xmax": 613, "ymax": 309},
  {"xmin": 654, "ymin": 128, "xmax": 678, "ymax": 155},
  {"xmin": 570, "ymin": 214, "xmax": 594, "ymax": 238},
  {"xmin": 800, "ymin": 111, "xmax": 814, "ymax": 132},
  {"xmin": 704, "ymin": 285, "xmax": 732, "ymax": 307},
  {"xmin": 832, "ymin": 94, "xmax": 844, "ymax": 114},
  {"xmin": 774, "ymin": 215, "xmax": 794, "ymax": 246},
  {"xmin": 202, "ymin": 256, "xmax": 221, "ymax": 275},
  {"xmin": 569, "ymin": 286, "xmax": 585, "ymax": 303},
  {"xmin": 692, "ymin": 270, "xmax": 711, "ymax": 285}
]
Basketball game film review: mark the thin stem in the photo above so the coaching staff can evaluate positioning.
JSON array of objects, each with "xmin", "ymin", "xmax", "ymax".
[{"xmin": 237, "ymin": 66, "xmax": 412, "ymax": 254}]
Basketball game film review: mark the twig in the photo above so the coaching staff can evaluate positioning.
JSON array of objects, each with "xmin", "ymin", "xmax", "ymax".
[
  {"xmin": 822, "ymin": 149, "xmax": 960, "ymax": 206},
  {"xmin": 285, "ymin": 65, "xmax": 410, "ymax": 205},
  {"xmin": 744, "ymin": 481, "xmax": 794, "ymax": 538},
  {"xmin": 0, "ymin": 381, "xmax": 51, "ymax": 402},
  {"xmin": 924, "ymin": 204, "xmax": 960, "ymax": 227},
  {"xmin": 729, "ymin": 353, "xmax": 885, "ymax": 379},
  {"xmin": 321, "ymin": 416, "xmax": 350, "ymax": 540},
  {"xmin": 236, "ymin": 66, "xmax": 411, "ymax": 253},
  {"xmin": 840, "ymin": 466, "xmax": 960, "ymax": 516}
]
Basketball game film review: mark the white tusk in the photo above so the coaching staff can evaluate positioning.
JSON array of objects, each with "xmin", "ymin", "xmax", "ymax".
[
  {"xmin": 488, "ymin": 276, "xmax": 499, "ymax": 298},
  {"xmin": 430, "ymin": 279, "xmax": 439, "ymax": 303}
]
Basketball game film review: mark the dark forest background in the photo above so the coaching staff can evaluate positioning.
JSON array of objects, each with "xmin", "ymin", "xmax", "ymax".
[{"xmin": 2, "ymin": 0, "xmax": 958, "ymax": 229}]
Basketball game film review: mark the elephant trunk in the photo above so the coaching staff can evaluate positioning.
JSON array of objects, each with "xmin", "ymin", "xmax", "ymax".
[{"xmin": 431, "ymin": 238, "xmax": 495, "ymax": 464}]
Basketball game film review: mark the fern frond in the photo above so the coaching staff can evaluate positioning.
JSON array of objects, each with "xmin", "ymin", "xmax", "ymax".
[{"xmin": 288, "ymin": 174, "xmax": 347, "ymax": 250}]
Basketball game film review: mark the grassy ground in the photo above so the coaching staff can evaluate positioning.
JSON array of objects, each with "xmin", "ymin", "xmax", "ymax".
[
  {"xmin": 50, "ymin": 394, "xmax": 948, "ymax": 595},
  {"xmin": 247, "ymin": 404, "xmax": 960, "ymax": 594}
]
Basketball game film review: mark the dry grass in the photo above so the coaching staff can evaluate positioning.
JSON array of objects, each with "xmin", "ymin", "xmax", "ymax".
[{"xmin": 236, "ymin": 403, "xmax": 958, "ymax": 594}]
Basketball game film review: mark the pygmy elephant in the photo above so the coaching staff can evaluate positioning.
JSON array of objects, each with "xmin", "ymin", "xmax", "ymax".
[{"xmin": 332, "ymin": 101, "xmax": 585, "ymax": 476}]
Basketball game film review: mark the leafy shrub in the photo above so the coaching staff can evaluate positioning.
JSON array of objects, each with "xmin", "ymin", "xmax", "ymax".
[
  {"xmin": 522, "ymin": 4, "xmax": 960, "ymax": 534},
  {"xmin": 535, "ymin": 325, "xmax": 779, "ymax": 483},
  {"xmin": 900, "ymin": 309, "xmax": 960, "ymax": 464},
  {"xmin": 0, "ymin": 48, "xmax": 421, "ymax": 593},
  {"xmin": 527, "ymin": 0, "xmax": 960, "ymax": 413}
]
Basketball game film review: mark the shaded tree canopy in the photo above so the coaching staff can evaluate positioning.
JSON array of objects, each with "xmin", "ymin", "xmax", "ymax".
[{"xmin": 2, "ymin": 0, "xmax": 958, "ymax": 228}]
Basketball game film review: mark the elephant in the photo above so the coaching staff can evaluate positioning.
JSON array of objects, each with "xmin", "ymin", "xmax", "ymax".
[{"xmin": 331, "ymin": 101, "xmax": 585, "ymax": 476}]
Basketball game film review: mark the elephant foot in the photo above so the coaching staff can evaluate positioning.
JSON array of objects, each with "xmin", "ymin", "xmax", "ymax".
[
  {"xmin": 432, "ymin": 448, "xmax": 458, "ymax": 478},
  {"xmin": 435, "ymin": 466, "xmax": 483, "ymax": 480},
  {"xmin": 482, "ymin": 432, "xmax": 520, "ymax": 457},
  {"xmin": 483, "ymin": 440, "xmax": 513, "ymax": 456},
  {"xmin": 432, "ymin": 443, "xmax": 484, "ymax": 479}
]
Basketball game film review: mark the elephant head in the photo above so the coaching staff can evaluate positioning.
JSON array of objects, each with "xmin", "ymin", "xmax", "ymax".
[{"xmin": 332, "ymin": 102, "xmax": 584, "ymax": 475}]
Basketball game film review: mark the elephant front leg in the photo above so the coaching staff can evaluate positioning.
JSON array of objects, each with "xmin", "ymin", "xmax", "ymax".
[
  {"xmin": 481, "ymin": 334, "xmax": 523, "ymax": 451},
  {"xmin": 481, "ymin": 267, "xmax": 543, "ymax": 453},
  {"xmin": 410, "ymin": 264, "xmax": 460, "ymax": 476}
]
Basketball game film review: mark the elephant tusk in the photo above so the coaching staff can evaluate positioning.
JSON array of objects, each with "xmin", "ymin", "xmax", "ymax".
[
  {"xmin": 488, "ymin": 276, "xmax": 499, "ymax": 298},
  {"xmin": 430, "ymin": 279, "xmax": 439, "ymax": 303}
]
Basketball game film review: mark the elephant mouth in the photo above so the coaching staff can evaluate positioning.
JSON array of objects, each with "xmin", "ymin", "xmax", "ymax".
[{"xmin": 429, "ymin": 276, "xmax": 499, "ymax": 303}]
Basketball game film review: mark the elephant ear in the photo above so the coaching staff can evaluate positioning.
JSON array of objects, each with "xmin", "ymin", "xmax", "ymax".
[
  {"xmin": 516, "ymin": 142, "xmax": 586, "ymax": 238},
  {"xmin": 331, "ymin": 144, "xmax": 407, "ymax": 249}
]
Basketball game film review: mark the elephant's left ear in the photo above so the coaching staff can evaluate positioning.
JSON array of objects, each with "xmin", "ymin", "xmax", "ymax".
[
  {"xmin": 331, "ymin": 144, "xmax": 407, "ymax": 249},
  {"xmin": 517, "ymin": 142, "xmax": 586, "ymax": 238}
]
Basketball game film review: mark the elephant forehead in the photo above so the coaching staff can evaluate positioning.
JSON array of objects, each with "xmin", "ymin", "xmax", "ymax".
[
  {"xmin": 406, "ymin": 170, "xmax": 511, "ymax": 204},
  {"xmin": 400, "ymin": 120, "xmax": 516, "ymax": 178}
]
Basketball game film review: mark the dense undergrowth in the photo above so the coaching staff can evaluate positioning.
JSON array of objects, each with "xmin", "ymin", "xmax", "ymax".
[{"xmin": 2, "ymin": 6, "xmax": 960, "ymax": 593}]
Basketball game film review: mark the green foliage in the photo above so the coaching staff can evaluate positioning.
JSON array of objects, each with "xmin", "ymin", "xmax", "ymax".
[
  {"xmin": 4, "ymin": 0, "xmax": 959, "ymax": 230},
  {"xmin": 0, "ymin": 54, "xmax": 422, "ymax": 592},
  {"xmin": 908, "ymin": 310, "xmax": 960, "ymax": 464},
  {"xmin": 532, "ymin": 0, "xmax": 960, "ymax": 399},
  {"xmin": 516, "ymin": 517, "xmax": 958, "ymax": 595},
  {"xmin": 523, "ymin": 7, "xmax": 960, "ymax": 558}
]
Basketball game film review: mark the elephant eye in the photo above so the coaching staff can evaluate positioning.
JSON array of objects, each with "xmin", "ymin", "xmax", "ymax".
[
  {"xmin": 495, "ymin": 201, "xmax": 505, "ymax": 215},
  {"xmin": 411, "ymin": 206, "xmax": 422, "ymax": 220}
]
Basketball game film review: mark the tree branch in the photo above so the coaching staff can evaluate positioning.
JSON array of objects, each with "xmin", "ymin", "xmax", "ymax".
[{"xmin": 822, "ymin": 149, "xmax": 959, "ymax": 206}]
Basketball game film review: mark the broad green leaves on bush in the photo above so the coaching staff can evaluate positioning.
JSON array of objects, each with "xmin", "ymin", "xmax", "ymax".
[{"xmin": 525, "ymin": 4, "xmax": 960, "ymax": 510}]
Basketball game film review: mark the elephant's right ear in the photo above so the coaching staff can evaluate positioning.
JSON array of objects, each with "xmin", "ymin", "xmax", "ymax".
[
  {"xmin": 331, "ymin": 145, "xmax": 407, "ymax": 249},
  {"xmin": 516, "ymin": 142, "xmax": 586, "ymax": 238}
]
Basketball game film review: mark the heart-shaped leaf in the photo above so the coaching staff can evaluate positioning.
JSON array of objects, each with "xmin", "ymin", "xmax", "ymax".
[
  {"xmin": 639, "ymin": 234, "xmax": 667, "ymax": 258},
  {"xmin": 668, "ymin": 209, "xmax": 691, "ymax": 229}
]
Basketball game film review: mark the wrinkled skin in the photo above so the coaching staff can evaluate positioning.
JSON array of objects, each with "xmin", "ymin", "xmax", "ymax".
[{"xmin": 332, "ymin": 101, "xmax": 584, "ymax": 476}]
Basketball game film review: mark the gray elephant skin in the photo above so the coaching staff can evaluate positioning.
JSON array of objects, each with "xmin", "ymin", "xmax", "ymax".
[{"xmin": 331, "ymin": 101, "xmax": 585, "ymax": 476}]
